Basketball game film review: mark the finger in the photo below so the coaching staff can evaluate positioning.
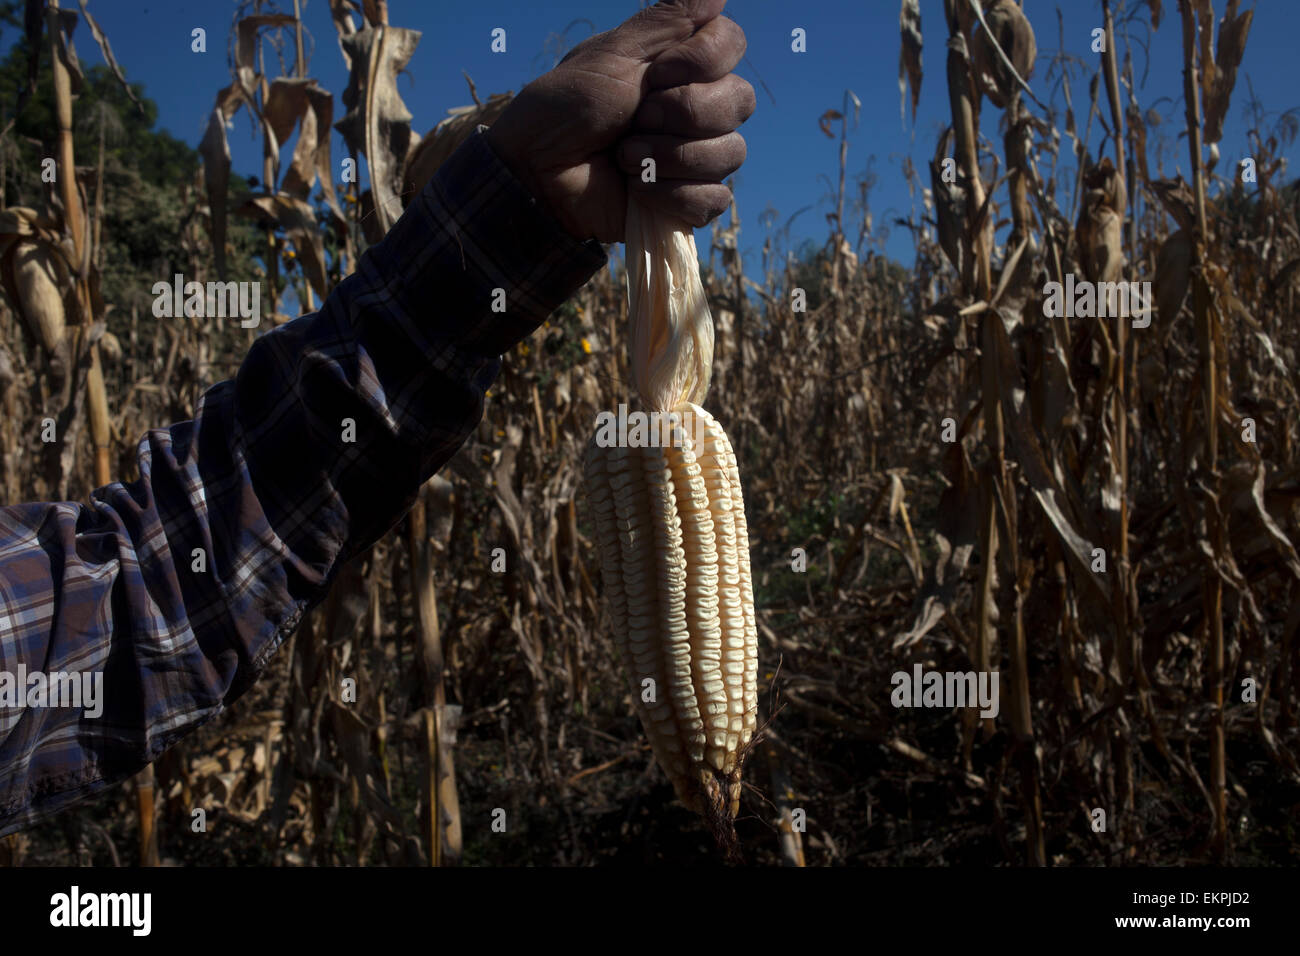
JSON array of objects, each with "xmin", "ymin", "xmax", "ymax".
[
  {"xmin": 634, "ymin": 74, "xmax": 756, "ymax": 137},
  {"xmin": 633, "ymin": 180, "xmax": 734, "ymax": 229},
  {"xmin": 604, "ymin": 0, "xmax": 727, "ymax": 64},
  {"xmin": 645, "ymin": 15, "xmax": 746, "ymax": 90},
  {"xmin": 618, "ymin": 132, "xmax": 746, "ymax": 183}
]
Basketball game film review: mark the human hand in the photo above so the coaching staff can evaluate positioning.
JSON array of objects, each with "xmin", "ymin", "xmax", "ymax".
[{"xmin": 484, "ymin": 0, "xmax": 754, "ymax": 243}]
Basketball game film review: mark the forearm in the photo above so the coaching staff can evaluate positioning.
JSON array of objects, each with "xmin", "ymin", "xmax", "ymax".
[{"xmin": 0, "ymin": 129, "xmax": 607, "ymax": 835}]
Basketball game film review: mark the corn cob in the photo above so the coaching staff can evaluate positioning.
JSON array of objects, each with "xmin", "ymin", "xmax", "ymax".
[{"xmin": 584, "ymin": 198, "xmax": 758, "ymax": 832}]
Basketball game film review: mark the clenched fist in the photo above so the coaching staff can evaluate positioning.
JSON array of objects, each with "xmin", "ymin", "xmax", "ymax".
[{"xmin": 485, "ymin": 0, "xmax": 755, "ymax": 243}]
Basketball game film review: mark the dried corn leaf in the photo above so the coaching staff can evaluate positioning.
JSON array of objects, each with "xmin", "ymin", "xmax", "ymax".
[
  {"xmin": 235, "ymin": 193, "xmax": 329, "ymax": 303},
  {"xmin": 262, "ymin": 77, "xmax": 346, "ymax": 231},
  {"xmin": 1155, "ymin": 228, "xmax": 1191, "ymax": 329},
  {"xmin": 896, "ymin": 439, "xmax": 978, "ymax": 649},
  {"xmin": 236, "ymin": 14, "xmax": 297, "ymax": 100},
  {"xmin": 898, "ymin": 0, "xmax": 922, "ymax": 124},
  {"xmin": 1147, "ymin": 177, "xmax": 1196, "ymax": 231},
  {"xmin": 1036, "ymin": 296, "xmax": 1081, "ymax": 433},
  {"xmin": 988, "ymin": 309, "xmax": 1110, "ymax": 607},
  {"xmin": 335, "ymin": 25, "xmax": 421, "ymax": 236},
  {"xmin": 262, "ymin": 77, "xmax": 311, "ymax": 189},
  {"xmin": 328, "ymin": 0, "xmax": 361, "ymax": 72},
  {"xmin": 1127, "ymin": 101, "xmax": 1150, "ymax": 186},
  {"xmin": 930, "ymin": 129, "xmax": 966, "ymax": 277},
  {"xmin": 1203, "ymin": 2, "xmax": 1252, "ymax": 144},
  {"xmin": 356, "ymin": 189, "xmax": 383, "ymax": 246},
  {"xmin": 1251, "ymin": 330, "xmax": 1288, "ymax": 378},
  {"xmin": 1228, "ymin": 461, "xmax": 1300, "ymax": 580},
  {"xmin": 76, "ymin": 0, "xmax": 142, "ymax": 113},
  {"xmin": 818, "ymin": 109, "xmax": 843, "ymax": 140},
  {"xmin": 330, "ymin": 0, "xmax": 361, "ymax": 37},
  {"xmin": 198, "ymin": 84, "xmax": 246, "ymax": 280},
  {"xmin": 285, "ymin": 83, "xmax": 346, "ymax": 229}
]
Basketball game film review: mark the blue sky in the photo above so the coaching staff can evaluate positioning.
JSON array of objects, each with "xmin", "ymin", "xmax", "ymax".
[{"xmin": 11, "ymin": 1, "xmax": 1300, "ymax": 277}]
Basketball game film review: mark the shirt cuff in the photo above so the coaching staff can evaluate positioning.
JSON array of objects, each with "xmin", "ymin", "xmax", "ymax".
[{"xmin": 390, "ymin": 126, "xmax": 609, "ymax": 358}]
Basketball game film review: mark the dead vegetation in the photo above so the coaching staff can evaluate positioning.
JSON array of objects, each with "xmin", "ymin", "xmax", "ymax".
[{"xmin": 1, "ymin": 0, "xmax": 1298, "ymax": 866}]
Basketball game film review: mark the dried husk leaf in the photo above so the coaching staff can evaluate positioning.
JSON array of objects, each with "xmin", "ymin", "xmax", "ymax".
[
  {"xmin": 1076, "ymin": 158, "xmax": 1125, "ymax": 284},
  {"xmin": 625, "ymin": 196, "xmax": 714, "ymax": 412},
  {"xmin": 1203, "ymin": 2, "xmax": 1252, "ymax": 144},
  {"xmin": 930, "ymin": 129, "xmax": 966, "ymax": 277},
  {"xmin": 97, "ymin": 329, "xmax": 121, "ymax": 365},
  {"xmin": 0, "ymin": 206, "xmax": 59, "ymax": 237},
  {"xmin": 971, "ymin": 0, "xmax": 1036, "ymax": 110},
  {"xmin": 10, "ymin": 240, "xmax": 68, "ymax": 361},
  {"xmin": 402, "ymin": 92, "xmax": 513, "ymax": 207}
]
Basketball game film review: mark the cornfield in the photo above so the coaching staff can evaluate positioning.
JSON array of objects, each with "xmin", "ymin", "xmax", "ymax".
[{"xmin": 1, "ymin": 0, "xmax": 1298, "ymax": 868}]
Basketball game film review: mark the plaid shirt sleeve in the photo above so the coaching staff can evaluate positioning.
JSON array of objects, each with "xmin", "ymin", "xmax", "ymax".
[{"xmin": 0, "ymin": 128, "xmax": 608, "ymax": 835}]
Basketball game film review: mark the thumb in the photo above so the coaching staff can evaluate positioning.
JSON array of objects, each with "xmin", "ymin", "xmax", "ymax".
[{"xmin": 604, "ymin": 0, "xmax": 728, "ymax": 63}]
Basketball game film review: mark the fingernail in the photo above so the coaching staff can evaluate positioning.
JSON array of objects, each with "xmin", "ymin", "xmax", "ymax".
[{"xmin": 638, "ymin": 100, "xmax": 664, "ymax": 130}]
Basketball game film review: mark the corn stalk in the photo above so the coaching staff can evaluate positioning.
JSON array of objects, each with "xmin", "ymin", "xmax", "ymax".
[
  {"xmin": 47, "ymin": 0, "xmax": 147, "ymax": 862},
  {"xmin": 406, "ymin": 482, "xmax": 463, "ymax": 865},
  {"xmin": 1177, "ymin": 0, "xmax": 1226, "ymax": 861}
]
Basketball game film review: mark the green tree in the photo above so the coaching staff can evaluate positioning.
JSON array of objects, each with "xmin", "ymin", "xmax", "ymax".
[{"xmin": 0, "ymin": 28, "xmax": 259, "ymax": 331}]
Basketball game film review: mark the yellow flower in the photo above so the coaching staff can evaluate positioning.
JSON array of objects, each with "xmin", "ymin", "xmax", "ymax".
[
  {"xmin": 581, "ymin": 338, "xmax": 592, "ymax": 354},
  {"xmin": 765, "ymin": 672, "xmax": 774, "ymax": 680},
  {"xmin": 576, "ymin": 304, "xmax": 585, "ymax": 316},
  {"xmin": 285, "ymin": 247, "xmax": 296, "ymax": 259}
]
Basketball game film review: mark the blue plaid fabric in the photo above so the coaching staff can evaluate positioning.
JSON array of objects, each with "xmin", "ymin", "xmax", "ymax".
[{"xmin": 0, "ymin": 129, "xmax": 608, "ymax": 835}]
